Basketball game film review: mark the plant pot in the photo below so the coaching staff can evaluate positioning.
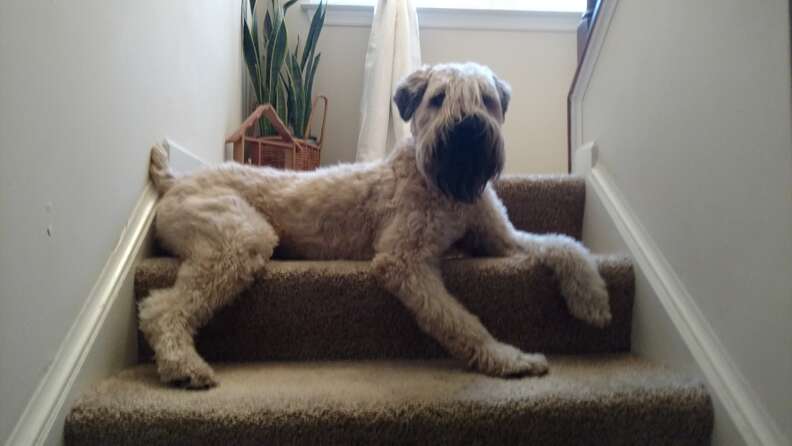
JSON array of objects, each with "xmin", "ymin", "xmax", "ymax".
[{"xmin": 226, "ymin": 97, "xmax": 327, "ymax": 171}]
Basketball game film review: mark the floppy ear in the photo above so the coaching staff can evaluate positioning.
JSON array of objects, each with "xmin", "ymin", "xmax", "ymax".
[
  {"xmin": 393, "ymin": 66, "xmax": 431, "ymax": 122},
  {"xmin": 494, "ymin": 76, "xmax": 512, "ymax": 116}
]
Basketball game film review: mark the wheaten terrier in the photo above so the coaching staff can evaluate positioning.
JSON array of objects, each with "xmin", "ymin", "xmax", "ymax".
[{"xmin": 141, "ymin": 62, "xmax": 611, "ymax": 389}]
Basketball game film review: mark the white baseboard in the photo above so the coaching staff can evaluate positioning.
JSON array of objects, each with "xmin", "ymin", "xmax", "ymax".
[
  {"xmin": 5, "ymin": 183, "xmax": 158, "ymax": 446},
  {"xmin": 586, "ymin": 160, "xmax": 788, "ymax": 446},
  {"xmin": 163, "ymin": 138, "xmax": 209, "ymax": 173}
]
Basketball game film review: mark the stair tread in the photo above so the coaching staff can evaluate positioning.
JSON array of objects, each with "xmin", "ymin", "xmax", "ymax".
[
  {"xmin": 135, "ymin": 255, "xmax": 634, "ymax": 361},
  {"xmin": 65, "ymin": 354, "xmax": 712, "ymax": 446}
]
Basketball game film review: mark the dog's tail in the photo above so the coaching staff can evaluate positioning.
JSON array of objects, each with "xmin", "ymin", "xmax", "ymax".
[{"xmin": 149, "ymin": 144, "xmax": 175, "ymax": 195}]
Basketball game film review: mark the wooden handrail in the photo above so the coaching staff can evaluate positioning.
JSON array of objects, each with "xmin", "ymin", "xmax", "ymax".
[{"xmin": 567, "ymin": 0, "xmax": 602, "ymax": 173}]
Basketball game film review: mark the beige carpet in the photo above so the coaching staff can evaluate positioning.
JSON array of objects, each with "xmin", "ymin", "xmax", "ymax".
[
  {"xmin": 135, "ymin": 255, "xmax": 634, "ymax": 362},
  {"xmin": 493, "ymin": 175, "xmax": 585, "ymax": 239},
  {"xmin": 66, "ymin": 355, "xmax": 712, "ymax": 445},
  {"xmin": 65, "ymin": 175, "xmax": 713, "ymax": 445}
]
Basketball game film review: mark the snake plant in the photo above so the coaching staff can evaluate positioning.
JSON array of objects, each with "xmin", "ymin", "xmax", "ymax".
[{"xmin": 242, "ymin": 0, "xmax": 326, "ymax": 138}]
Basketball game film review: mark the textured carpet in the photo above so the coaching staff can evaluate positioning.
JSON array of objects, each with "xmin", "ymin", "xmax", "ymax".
[
  {"xmin": 135, "ymin": 255, "xmax": 634, "ymax": 362},
  {"xmin": 65, "ymin": 355, "xmax": 712, "ymax": 446},
  {"xmin": 493, "ymin": 175, "xmax": 585, "ymax": 240},
  {"xmin": 65, "ymin": 175, "xmax": 714, "ymax": 445}
]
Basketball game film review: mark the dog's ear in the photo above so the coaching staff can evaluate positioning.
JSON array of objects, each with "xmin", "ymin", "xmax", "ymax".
[
  {"xmin": 493, "ymin": 76, "xmax": 511, "ymax": 116},
  {"xmin": 394, "ymin": 66, "xmax": 431, "ymax": 122}
]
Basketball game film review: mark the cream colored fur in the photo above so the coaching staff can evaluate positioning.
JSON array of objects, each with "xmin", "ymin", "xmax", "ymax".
[{"xmin": 140, "ymin": 63, "xmax": 611, "ymax": 389}]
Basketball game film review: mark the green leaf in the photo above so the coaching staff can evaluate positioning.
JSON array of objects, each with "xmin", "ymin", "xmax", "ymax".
[
  {"xmin": 301, "ymin": 0, "xmax": 326, "ymax": 69},
  {"xmin": 243, "ymin": 0, "xmax": 252, "ymax": 22},
  {"xmin": 263, "ymin": 10, "xmax": 272, "ymax": 39},
  {"xmin": 283, "ymin": 56, "xmax": 296, "ymax": 130},
  {"xmin": 283, "ymin": 72, "xmax": 298, "ymax": 135},
  {"xmin": 284, "ymin": 0, "xmax": 299, "ymax": 12},
  {"xmin": 270, "ymin": 0, "xmax": 282, "ymax": 24},
  {"xmin": 287, "ymin": 53, "xmax": 305, "ymax": 136},
  {"xmin": 264, "ymin": 10, "xmax": 280, "ymax": 100},
  {"xmin": 250, "ymin": 1, "xmax": 260, "ymax": 76},
  {"xmin": 267, "ymin": 20, "xmax": 288, "ymax": 104},
  {"xmin": 276, "ymin": 79, "xmax": 288, "ymax": 127},
  {"xmin": 261, "ymin": 10, "xmax": 272, "ymax": 92},
  {"xmin": 242, "ymin": 14, "xmax": 261, "ymax": 102},
  {"xmin": 302, "ymin": 54, "xmax": 315, "ymax": 119},
  {"xmin": 303, "ymin": 52, "xmax": 321, "ymax": 134}
]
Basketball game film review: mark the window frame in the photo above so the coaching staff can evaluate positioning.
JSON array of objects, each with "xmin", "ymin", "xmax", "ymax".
[{"xmin": 301, "ymin": 0, "xmax": 584, "ymax": 32}]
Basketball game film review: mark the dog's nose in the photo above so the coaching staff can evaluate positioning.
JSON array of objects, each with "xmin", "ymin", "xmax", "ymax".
[
  {"xmin": 449, "ymin": 115, "xmax": 488, "ymax": 144},
  {"xmin": 457, "ymin": 115, "xmax": 486, "ymax": 133}
]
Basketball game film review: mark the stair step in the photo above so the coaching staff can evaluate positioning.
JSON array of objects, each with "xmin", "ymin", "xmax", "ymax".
[
  {"xmin": 65, "ymin": 354, "xmax": 712, "ymax": 446},
  {"xmin": 136, "ymin": 256, "xmax": 634, "ymax": 362},
  {"xmin": 493, "ymin": 175, "xmax": 585, "ymax": 239}
]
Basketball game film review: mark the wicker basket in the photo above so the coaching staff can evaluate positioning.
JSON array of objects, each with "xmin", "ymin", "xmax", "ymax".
[{"xmin": 226, "ymin": 96, "xmax": 327, "ymax": 171}]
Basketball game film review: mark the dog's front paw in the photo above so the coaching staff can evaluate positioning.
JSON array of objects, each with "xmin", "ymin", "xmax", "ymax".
[
  {"xmin": 472, "ymin": 342, "xmax": 548, "ymax": 377},
  {"xmin": 563, "ymin": 271, "xmax": 612, "ymax": 328},
  {"xmin": 157, "ymin": 354, "xmax": 218, "ymax": 390}
]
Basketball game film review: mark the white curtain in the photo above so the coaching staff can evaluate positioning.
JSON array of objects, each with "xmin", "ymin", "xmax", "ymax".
[{"xmin": 355, "ymin": 0, "xmax": 422, "ymax": 161}]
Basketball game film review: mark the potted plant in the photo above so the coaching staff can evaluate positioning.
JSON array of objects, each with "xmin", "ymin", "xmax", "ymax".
[{"xmin": 227, "ymin": 0, "xmax": 328, "ymax": 170}]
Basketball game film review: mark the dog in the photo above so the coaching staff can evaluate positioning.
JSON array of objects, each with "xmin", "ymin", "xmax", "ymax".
[{"xmin": 141, "ymin": 62, "xmax": 611, "ymax": 389}]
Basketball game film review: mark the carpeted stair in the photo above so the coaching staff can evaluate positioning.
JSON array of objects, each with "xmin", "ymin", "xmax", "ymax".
[{"xmin": 65, "ymin": 175, "xmax": 713, "ymax": 445}]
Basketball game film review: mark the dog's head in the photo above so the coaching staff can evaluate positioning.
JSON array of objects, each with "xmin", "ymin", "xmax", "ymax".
[{"xmin": 394, "ymin": 62, "xmax": 510, "ymax": 203}]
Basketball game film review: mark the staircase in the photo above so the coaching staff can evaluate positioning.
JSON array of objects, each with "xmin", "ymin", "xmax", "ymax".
[{"xmin": 64, "ymin": 176, "xmax": 713, "ymax": 445}]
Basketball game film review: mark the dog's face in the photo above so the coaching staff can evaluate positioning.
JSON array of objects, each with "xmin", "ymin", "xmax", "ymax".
[{"xmin": 394, "ymin": 63, "xmax": 510, "ymax": 203}]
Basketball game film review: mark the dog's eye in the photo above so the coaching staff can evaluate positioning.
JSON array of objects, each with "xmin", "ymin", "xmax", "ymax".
[
  {"xmin": 429, "ymin": 92, "xmax": 445, "ymax": 108},
  {"xmin": 482, "ymin": 94, "xmax": 497, "ymax": 110}
]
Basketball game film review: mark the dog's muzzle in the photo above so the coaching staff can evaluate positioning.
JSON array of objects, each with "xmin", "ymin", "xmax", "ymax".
[{"xmin": 426, "ymin": 114, "xmax": 504, "ymax": 203}]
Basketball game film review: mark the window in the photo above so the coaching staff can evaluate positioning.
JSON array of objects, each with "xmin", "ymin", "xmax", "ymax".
[
  {"xmin": 321, "ymin": 0, "xmax": 586, "ymax": 13},
  {"xmin": 303, "ymin": 0, "xmax": 585, "ymax": 31}
]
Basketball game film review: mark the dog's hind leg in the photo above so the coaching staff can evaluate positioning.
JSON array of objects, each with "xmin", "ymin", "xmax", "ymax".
[
  {"xmin": 373, "ymin": 253, "xmax": 548, "ymax": 377},
  {"xmin": 140, "ymin": 193, "xmax": 277, "ymax": 389}
]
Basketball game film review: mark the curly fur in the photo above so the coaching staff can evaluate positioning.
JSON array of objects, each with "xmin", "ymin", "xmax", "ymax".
[{"xmin": 140, "ymin": 63, "xmax": 611, "ymax": 389}]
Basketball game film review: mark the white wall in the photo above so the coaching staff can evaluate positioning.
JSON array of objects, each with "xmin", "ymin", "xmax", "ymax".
[
  {"xmin": 0, "ymin": 1, "xmax": 242, "ymax": 443},
  {"xmin": 288, "ymin": 10, "xmax": 578, "ymax": 173},
  {"xmin": 576, "ymin": 0, "xmax": 791, "ymax": 443}
]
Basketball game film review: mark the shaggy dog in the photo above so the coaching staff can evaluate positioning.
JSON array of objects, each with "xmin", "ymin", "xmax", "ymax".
[{"xmin": 141, "ymin": 62, "xmax": 611, "ymax": 389}]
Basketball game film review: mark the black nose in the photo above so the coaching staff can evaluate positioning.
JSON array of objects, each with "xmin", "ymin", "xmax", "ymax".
[
  {"xmin": 446, "ymin": 115, "xmax": 490, "ymax": 155},
  {"xmin": 450, "ymin": 116, "xmax": 487, "ymax": 143}
]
